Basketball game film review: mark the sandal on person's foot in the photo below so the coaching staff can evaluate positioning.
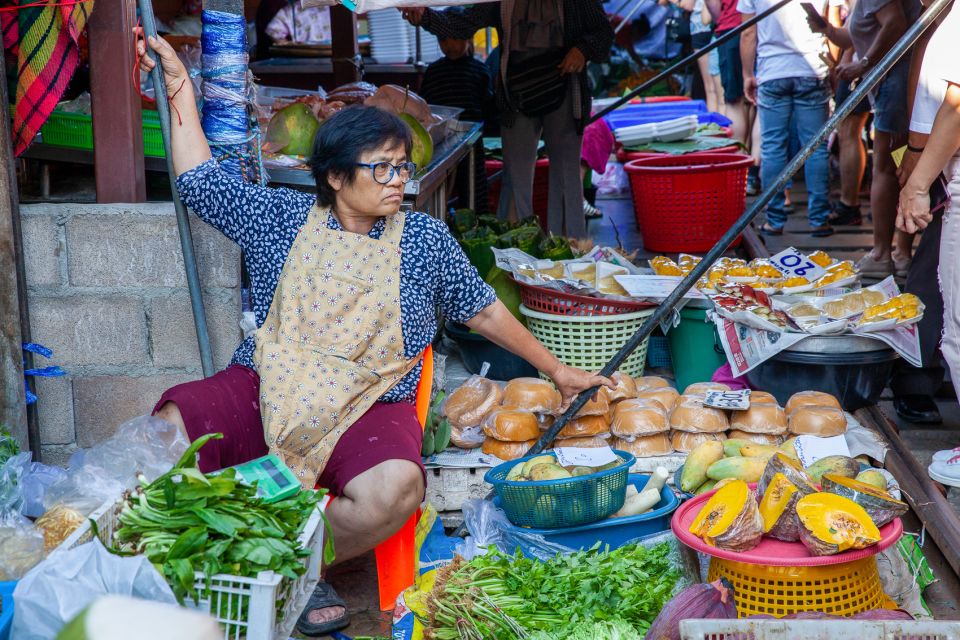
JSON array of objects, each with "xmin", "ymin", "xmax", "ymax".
[
  {"xmin": 758, "ymin": 222, "xmax": 783, "ymax": 236},
  {"xmin": 296, "ymin": 582, "xmax": 350, "ymax": 637},
  {"xmin": 583, "ymin": 200, "xmax": 603, "ymax": 219}
]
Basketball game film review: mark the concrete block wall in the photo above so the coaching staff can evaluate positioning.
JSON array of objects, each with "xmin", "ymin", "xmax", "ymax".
[{"xmin": 20, "ymin": 203, "xmax": 243, "ymax": 466}]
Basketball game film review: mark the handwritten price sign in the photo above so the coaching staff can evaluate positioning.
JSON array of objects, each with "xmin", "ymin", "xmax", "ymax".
[
  {"xmin": 704, "ymin": 389, "xmax": 752, "ymax": 410},
  {"xmin": 770, "ymin": 247, "xmax": 828, "ymax": 282}
]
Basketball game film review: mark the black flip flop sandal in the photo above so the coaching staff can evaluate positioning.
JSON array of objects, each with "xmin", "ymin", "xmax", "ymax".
[
  {"xmin": 296, "ymin": 582, "xmax": 351, "ymax": 637},
  {"xmin": 758, "ymin": 222, "xmax": 783, "ymax": 236}
]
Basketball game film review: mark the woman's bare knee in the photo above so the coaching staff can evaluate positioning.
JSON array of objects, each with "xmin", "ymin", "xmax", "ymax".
[{"xmin": 153, "ymin": 401, "xmax": 189, "ymax": 441}]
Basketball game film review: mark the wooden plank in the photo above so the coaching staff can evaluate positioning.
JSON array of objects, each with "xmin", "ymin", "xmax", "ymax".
[
  {"xmin": 88, "ymin": 0, "xmax": 146, "ymax": 203},
  {"xmin": 763, "ymin": 232, "xmax": 875, "ymax": 250},
  {"xmin": 330, "ymin": 5, "xmax": 360, "ymax": 86},
  {"xmin": 857, "ymin": 405, "xmax": 960, "ymax": 576},
  {"xmin": 741, "ymin": 225, "xmax": 770, "ymax": 259},
  {"xmin": 0, "ymin": 27, "xmax": 29, "ymax": 450}
]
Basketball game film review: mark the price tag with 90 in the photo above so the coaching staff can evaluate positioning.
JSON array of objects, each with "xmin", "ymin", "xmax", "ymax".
[
  {"xmin": 704, "ymin": 389, "xmax": 752, "ymax": 410},
  {"xmin": 770, "ymin": 247, "xmax": 828, "ymax": 282}
]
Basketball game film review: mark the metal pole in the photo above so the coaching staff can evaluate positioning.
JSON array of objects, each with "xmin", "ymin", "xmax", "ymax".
[
  {"xmin": 535, "ymin": 0, "xmax": 953, "ymax": 456},
  {"xmin": 614, "ymin": 0, "xmax": 652, "ymax": 35},
  {"xmin": 139, "ymin": 0, "xmax": 216, "ymax": 378},
  {"xmin": 591, "ymin": 0, "xmax": 793, "ymax": 124}
]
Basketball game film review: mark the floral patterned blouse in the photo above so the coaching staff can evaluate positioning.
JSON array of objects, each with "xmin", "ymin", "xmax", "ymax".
[{"xmin": 177, "ymin": 159, "xmax": 496, "ymax": 402}]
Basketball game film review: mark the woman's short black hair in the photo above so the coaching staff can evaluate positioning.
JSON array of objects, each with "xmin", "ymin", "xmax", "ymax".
[{"xmin": 308, "ymin": 105, "xmax": 413, "ymax": 207}]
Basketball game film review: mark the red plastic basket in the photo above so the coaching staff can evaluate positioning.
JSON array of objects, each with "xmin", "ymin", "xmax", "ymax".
[
  {"xmin": 624, "ymin": 153, "xmax": 753, "ymax": 253},
  {"xmin": 615, "ymin": 143, "xmax": 741, "ymax": 164},
  {"xmin": 486, "ymin": 158, "xmax": 550, "ymax": 229},
  {"xmin": 516, "ymin": 278, "xmax": 657, "ymax": 316}
]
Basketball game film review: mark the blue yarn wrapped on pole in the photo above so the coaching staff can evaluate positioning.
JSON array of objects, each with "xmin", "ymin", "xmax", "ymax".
[{"xmin": 201, "ymin": 9, "xmax": 264, "ymax": 181}]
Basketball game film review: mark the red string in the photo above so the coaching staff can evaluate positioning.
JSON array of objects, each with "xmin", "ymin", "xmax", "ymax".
[{"xmin": 0, "ymin": 0, "xmax": 92, "ymax": 12}]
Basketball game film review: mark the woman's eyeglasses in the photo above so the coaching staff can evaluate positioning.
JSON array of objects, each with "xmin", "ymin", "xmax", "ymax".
[{"xmin": 356, "ymin": 161, "xmax": 418, "ymax": 185}]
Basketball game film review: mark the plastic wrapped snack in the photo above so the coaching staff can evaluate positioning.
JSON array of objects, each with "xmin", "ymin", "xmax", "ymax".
[
  {"xmin": 502, "ymin": 378, "xmax": 562, "ymax": 414},
  {"xmin": 672, "ymin": 430, "xmax": 726, "ymax": 453},
  {"xmin": 727, "ymin": 430, "xmax": 783, "ymax": 445},
  {"xmin": 557, "ymin": 415, "xmax": 610, "ymax": 439},
  {"xmin": 634, "ymin": 376, "xmax": 671, "ymax": 392},
  {"xmin": 612, "ymin": 433, "xmax": 673, "ymax": 457},
  {"xmin": 789, "ymin": 405, "xmax": 847, "ymax": 437},
  {"xmin": 444, "ymin": 376, "xmax": 503, "ymax": 428},
  {"xmin": 730, "ymin": 403, "xmax": 788, "ymax": 435},
  {"xmin": 34, "ymin": 503, "xmax": 86, "ymax": 552},
  {"xmin": 482, "ymin": 438, "xmax": 538, "ymax": 461},
  {"xmin": 785, "ymin": 390, "xmax": 842, "ymax": 415},
  {"xmin": 611, "ymin": 399, "xmax": 669, "ymax": 437},
  {"xmin": 553, "ymin": 434, "xmax": 612, "ymax": 448},
  {"xmin": 606, "ymin": 372, "xmax": 639, "ymax": 402},
  {"xmin": 575, "ymin": 392, "xmax": 610, "ymax": 417},
  {"xmin": 482, "ymin": 409, "xmax": 541, "ymax": 442},
  {"xmin": 684, "ymin": 382, "xmax": 731, "ymax": 396},
  {"xmin": 670, "ymin": 395, "xmax": 730, "ymax": 433},
  {"xmin": 0, "ymin": 513, "xmax": 45, "ymax": 580},
  {"xmin": 450, "ymin": 424, "xmax": 486, "ymax": 449},
  {"xmin": 636, "ymin": 387, "xmax": 681, "ymax": 412}
]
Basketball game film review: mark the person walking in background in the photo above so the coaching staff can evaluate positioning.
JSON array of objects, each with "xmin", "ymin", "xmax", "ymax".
[
  {"xmin": 690, "ymin": 0, "xmax": 723, "ymax": 114},
  {"xmin": 741, "ymin": 0, "xmax": 833, "ymax": 236},
  {"xmin": 809, "ymin": 0, "xmax": 920, "ymax": 279},
  {"xmin": 403, "ymin": 0, "xmax": 614, "ymax": 238}
]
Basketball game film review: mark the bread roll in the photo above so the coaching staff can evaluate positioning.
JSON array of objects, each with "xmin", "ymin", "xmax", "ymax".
[
  {"xmin": 444, "ymin": 377, "xmax": 502, "ymax": 428},
  {"xmin": 554, "ymin": 434, "xmax": 612, "ymax": 448},
  {"xmin": 785, "ymin": 390, "xmax": 842, "ymax": 415},
  {"xmin": 684, "ymin": 382, "xmax": 731, "ymax": 396},
  {"xmin": 611, "ymin": 399, "xmax": 669, "ymax": 437},
  {"xmin": 613, "ymin": 433, "xmax": 673, "ymax": 457},
  {"xmin": 730, "ymin": 403, "xmax": 787, "ymax": 435},
  {"xmin": 557, "ymin": 414, "xmax": 610, "ymax": 438},
  {"xmin": 576, "ymin": 392, "xmax": 610, "ymax": 417},
  {"xmin": 727, "ymin": 430, "xmax": 783, "ymax": 445},
  {"xmin": 749, "ymin": 391, "xmax": 778, "ymax": 404},
  {"xmin": 482, "ymin": 438, "xmax": 538, "ymax": 460},
  {"xmin": 607, "ymin": 372, "xmax": 639, "ymax": 402},
  {"xmin": 634, "ymin": 376, "xmax": 671, "ymax": 391},
  {"xmin": 482, "ymin": 409, "xmax": 540, "ymax": 441},
  {"xmin": 450, "ymin": 424, "xmax": 485, "ymax": 449},
  {"xmin": 789, "ymin": 405, "xmax": 847, "ymax": 437},
  {"xmin": 671, "ymin": 430, "xmax": 726, "ymax": 453},
  {"xmin": 502, "ymin": 378, "xmax": 562, "ymax": 414},
  {"xmin": 635, "ymin": 387, "xmax": 680, "ymax": 412},
  {"xmin": 537, "ymin": 414, "xmax": 555, "ymax": 431},
  {"xmin": 669, "ymin": 395, "xmax": 729, "ymax": 433}
]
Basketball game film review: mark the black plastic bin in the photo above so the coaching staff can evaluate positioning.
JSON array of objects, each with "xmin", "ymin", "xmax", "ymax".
[
  {"xmin": 745, "ymin": 340, "xmax": 899, "ymax": 412},
  {"xmin": 445, "ymin": 321, "xmax": 538, "ymax": 380}
]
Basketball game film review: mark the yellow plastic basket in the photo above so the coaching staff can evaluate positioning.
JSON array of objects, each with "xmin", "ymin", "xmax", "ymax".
[
  {"xmin": 708, "ymin": 556, "xmax": 895, "ymax": 618},
  {"xmin": 519, "ymin": 304, "xmax": 655, "ymax": 377}
]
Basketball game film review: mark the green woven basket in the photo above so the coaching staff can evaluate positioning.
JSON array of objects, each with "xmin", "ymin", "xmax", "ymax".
[{"xmin": 520, "ymin": 304, "xmax": 655, "ymax": 378}]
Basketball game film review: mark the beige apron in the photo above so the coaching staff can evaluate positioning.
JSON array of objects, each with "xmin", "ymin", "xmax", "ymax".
[{"xmin": 253, "ymin": 205, "xmax": 419, "ymax": 488}]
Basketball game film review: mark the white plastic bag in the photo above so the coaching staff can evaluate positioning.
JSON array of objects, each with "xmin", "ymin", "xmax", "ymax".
[
  {"xmin": 12, "ymin": 539, "xmax": 177, "ymax": 640},
  {"xmin": 20, "ymin": 462, "xmax": 68, "ymax": 518},
  {"xmin": 455, "ymin": 498, "xmax": 573, "ymax": 561},
  {"xmin": 0, "ymin": 512, "xmax": 45, "ymax": 580}
]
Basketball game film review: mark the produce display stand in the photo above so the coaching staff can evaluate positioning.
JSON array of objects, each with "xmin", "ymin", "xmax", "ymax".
[
  {"xmin": 266, "ymin": 121, "xmax": 483, "ymax": 218},
  {"xmin": 679, "ymin": 619, "xmax": 960, "ymax": 639},
  {"xmin": 249, "ymin": 57, "xmax": 424, "ymax": 92}
]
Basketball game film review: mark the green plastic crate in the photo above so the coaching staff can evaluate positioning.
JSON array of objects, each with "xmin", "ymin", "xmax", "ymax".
[
  {"xmin": 667, "ymin": 307, "xmax": 726, "ymax": 392},
  {"xmin": 40, "ymin": 109, "xmax": 165, "ymax": 157}
]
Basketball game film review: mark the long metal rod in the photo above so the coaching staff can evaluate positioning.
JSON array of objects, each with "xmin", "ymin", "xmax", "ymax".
[
  {"xmin": 614, "ymin": 0, "xmax": 652, "ymax": 35},
  {"xmin": 139, "ymin": 0, "xmax": 216, "ymax": 378},
  {"xmin": 591, "ymin": 0, "xmax": 793, "ymax": 124}
]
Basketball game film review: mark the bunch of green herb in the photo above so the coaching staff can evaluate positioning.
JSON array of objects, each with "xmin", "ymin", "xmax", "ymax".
[
  {"xmin": 528, "ymin": 618, "xmax": 642, "ymax": 640},
  {"xmin": 112, "ymin": 434, "xmax": 333, "ymax": 610},
  {"xmin": 0, "ymin": 427, "xmax": 20, "ymax": 467},
  {"xmin": 424, "ymin": 542, "xmax": 681, "ymax": 640}
]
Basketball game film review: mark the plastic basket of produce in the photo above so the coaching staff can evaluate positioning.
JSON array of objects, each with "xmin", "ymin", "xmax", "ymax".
[
  {"xmin": 59, "ymin": 496, "xmax": 326, "ymax": 640},
  {"xmin": 521, "ymin": 304, "xmax": 655, "ymax": 377},
  {"xmin": 0, "ymin": 580, "xmax": 14, "ymax": 640},
  {"xmin": 40, "ymin": 109, "xmax": 165, "ymax": 157},
  {"xmin": 615, "ymin": 143, "xmax": 741, "ymax": 164},
  {"xmin": 516, "ymin": 278, "xmax": 657, "ymax": 316},
  {"xmin": 484, "ymin": 450, "xmax": 636, "ymax": 528},
  {"xmin": 679, "ymin": 619, "xmax": 960, "ymax": 639},
  {"xmin": 491, "ymin": 473, "xmax": 679, "ymax": 549},
  {"xmin": 624, "ymin": 153, "xmax": 752, "ymax": 253}
]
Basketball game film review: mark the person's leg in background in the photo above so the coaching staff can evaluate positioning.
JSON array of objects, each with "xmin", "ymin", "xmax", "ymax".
[
  {"xmin": 698, "ymin": 52, "xmax": 720, "ymax": 114},
  {"xmin": 499, "ymin": 111, "xmax": 542, "ymax": 222},
  {"xmin": 708, "ymin": 43, "xmax": 726, "ymax": 117},
  {"xmin": 832, "ymin": 79, "xmax": 869, "ymax": 225},
  {"xmin": 792, "ymin": 77, "xmax": 833, "ymax": 235},
  {"xmin": 580, "ymin": 118, "xmax": 615, "ymax": 221},
  {"xmin": 891, "ymin": 211, "xmax": 945, "ymax": 423},
  {"xmin": 717, "ymin": 31, "xmax": 749, "ymax": 144},
  {"xmin": 940, "ymin": 157, "xmax": 960, "ymax": 398},
  {"xmin": 756, "ymin": 78, "xmax": 792, "ymax": 234},
  {"xmin": 542, "ymin": 87, "xmax": 586, "ymax": 237}
]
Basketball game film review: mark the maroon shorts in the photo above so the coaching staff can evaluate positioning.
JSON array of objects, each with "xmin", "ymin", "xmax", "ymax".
[{"xmin": 153, "ymin": 365, "xmax": 425, "ymax": 495}]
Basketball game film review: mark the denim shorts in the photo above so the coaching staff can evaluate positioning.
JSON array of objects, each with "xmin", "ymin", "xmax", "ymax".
[
  {"xmin": 871, "ymin": 58, "xmax": 910, "ymax": 135},
  {"xmin": 708, "ymin": 46, "xmax": 720, "ymax": 77},
  {"xmin": 835, "ymin": 76, "xmax": 870, "ymax": 115},
  {"xmin": 715, "ymin": 31, "xmax": 743, "ymax": 103}
]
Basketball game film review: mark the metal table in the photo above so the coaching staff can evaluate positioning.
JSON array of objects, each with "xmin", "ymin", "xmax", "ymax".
[{"xmin": 266, "ymin": 121, "xmax": 483, "ymax": 218}]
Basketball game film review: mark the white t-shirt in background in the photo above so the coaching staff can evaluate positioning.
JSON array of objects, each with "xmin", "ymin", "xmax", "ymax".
[
  {"xmin": 737, "ymin": 0, "xmax": 830, "ymax": 83},
  {"xmin": 910, "ymin": 4, "xmax": 958, "ymax": 134}
]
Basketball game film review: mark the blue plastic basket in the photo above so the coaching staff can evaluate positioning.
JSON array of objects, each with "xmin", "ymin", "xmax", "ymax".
[
  {"xmin": 484, "ymin": 450, "xmax": 636, "ymax": 528},
  {"xmin": 646, "ymin": 335, "xmax": 673, "ymax": 369},
  {"xmin": 0, "ymin": 580, "xmax": 15, "ymax": 640},
  {"xmin": 604, "ymin": 101, "xmax": 732, "ymax": 130},
  {"xmin": 492, "ymin": 473, "xmax": 680, "ymax": 551}
]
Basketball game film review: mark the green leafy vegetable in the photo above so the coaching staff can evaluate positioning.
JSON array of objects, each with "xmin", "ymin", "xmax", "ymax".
[{"xmin": 0, "ymin": 426, "xmax": 20, "ymax": 467}]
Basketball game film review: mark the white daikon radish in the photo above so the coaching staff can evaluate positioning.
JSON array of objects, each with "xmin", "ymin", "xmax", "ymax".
[{"xmin": 646, "ymin": 466, "xmax": 669, "ymax": 494}]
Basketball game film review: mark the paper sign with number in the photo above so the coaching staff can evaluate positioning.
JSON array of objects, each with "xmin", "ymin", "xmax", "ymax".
[
  {"xmin": 554, "ymin": 447, "xmax": 619, "ymax": 468},
  {"xmin": 704, "ymin": 389, "xmax": 751, "ymax": 410},
  {"xmin": 770, "ymin": 247, "xmax": 828, "ymax": 282}
]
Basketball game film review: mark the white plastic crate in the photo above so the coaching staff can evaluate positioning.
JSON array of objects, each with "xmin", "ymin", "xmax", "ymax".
[
  {"xmin": 679, "ymin": 619, "xmax": 960, "ymax": 640},
  {"xmin": 57, "ymin": 496, "xmax": 326, "ymax": 640}
]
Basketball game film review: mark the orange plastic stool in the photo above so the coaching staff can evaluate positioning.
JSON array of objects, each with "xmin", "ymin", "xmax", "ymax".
[{"xmin": 373, "ymin": 344, "xmax": 433, "ymax": 610}]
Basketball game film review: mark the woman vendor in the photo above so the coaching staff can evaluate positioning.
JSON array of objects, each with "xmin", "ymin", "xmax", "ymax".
[{"xmin": 137, "ymin": 35, "xmax": 612, "ymax": 636}]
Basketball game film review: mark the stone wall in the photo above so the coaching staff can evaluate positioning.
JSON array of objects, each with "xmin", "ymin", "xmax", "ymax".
[{"xmin": 20, "ymin": 203, "xmax": 242, "ymax": 465}]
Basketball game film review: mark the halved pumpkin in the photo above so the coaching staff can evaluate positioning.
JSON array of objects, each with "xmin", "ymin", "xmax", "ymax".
[
  {"xmin": 759, "ymin": 472, "xmax": 803, "ymax": 541},
  {"xmin": 796, "ymin": 492, "xmax": 881, "ymax": 556},
  {"xmin": 821, "ymin": 474, "xmax": 907, "ymax": 527},
  {"xmin": 689, "ymin": 479, "xmax": 763, "ymax": 552},
  {"xmin": 758, "ymin": 452, "xmax": 817, "ymax": 498}
]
